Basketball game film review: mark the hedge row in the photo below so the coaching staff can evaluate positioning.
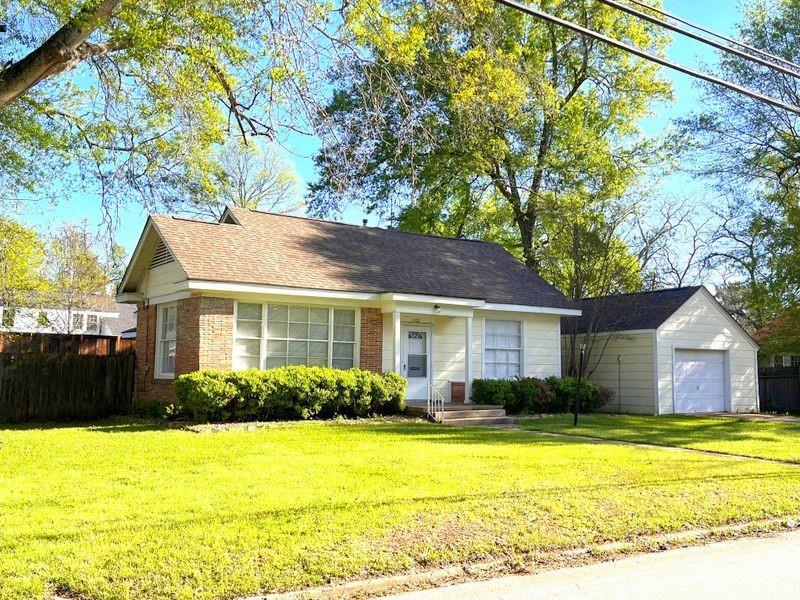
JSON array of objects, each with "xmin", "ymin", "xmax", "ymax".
[
  {"xmin": 472, "ymin": 376, "xmax": 612, "ymax": 414},
  {"xmin": 172, "ymin": 366, "xmax": 407, "ymax": 422}
]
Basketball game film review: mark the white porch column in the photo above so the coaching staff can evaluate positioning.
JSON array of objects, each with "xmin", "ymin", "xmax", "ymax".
[
  {"xmin": 465, "ymin": 316, "xmax": 473, "ymax": 403},
  {"xmin": 393, "ymin": 311, "xmax": 402, "ymax": 374}
]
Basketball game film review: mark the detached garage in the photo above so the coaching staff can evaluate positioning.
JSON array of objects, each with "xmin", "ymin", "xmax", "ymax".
[{"xmin": 564, "ymin": 287, "xmax": 759, "ymax": 415}]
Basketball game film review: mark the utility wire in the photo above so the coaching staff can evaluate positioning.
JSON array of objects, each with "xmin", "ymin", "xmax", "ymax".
[
  {"xmin": 597, "ymin": 0, "xmax": 800, "ymax": 80},
  {"xmin": 492, "ymin": 0, "xmax": 800, "ymax": 116},
  {"xmin": 621, "ymin": 0, "xmax": 800, "ymax": 73}
]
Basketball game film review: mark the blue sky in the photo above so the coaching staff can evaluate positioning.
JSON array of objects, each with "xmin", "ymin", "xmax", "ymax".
[{"xmin": 17, "ymin": 0, "xmax": 744, "ymax": 258}]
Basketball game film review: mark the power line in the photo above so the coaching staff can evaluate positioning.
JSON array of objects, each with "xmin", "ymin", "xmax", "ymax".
[
  {"xmin": 621, "ymin": 0, "xmax": 800, "ymax": 73},
  {"xmin": 492, "ymin": 0, "xmax": 800, "ymax": 116},
  {"xmin": 597, "ymin": 0, "xmax": 800, "ymax": 80}
]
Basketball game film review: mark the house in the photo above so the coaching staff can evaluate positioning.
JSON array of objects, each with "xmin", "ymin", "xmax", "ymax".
[
  {"xmin": 752, "ymin": 317, "xmax": 800, "ymax": 368},
  {"xmin": 564, "ymin": 287, "xmax": 759, "ymax": 415},
  {"xmin": 116, "ymin": 207, "xmax": 579, "ymax": 405},
  {"xmin": 0, "ymin": 294, "xmax": 137, "ymax": 337}
]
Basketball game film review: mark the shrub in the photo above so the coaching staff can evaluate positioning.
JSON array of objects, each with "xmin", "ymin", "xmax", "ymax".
[
  {"xmin": 545, "ymin": 376, "xmax": 613, "ymax": 413},
  {"xmin": 471, "ymin": 375, "xmax": 612, "ymax": 414},
  {"xmin": 172, "ymin": 366, "xmax": 407, "ymax": 422},
  {"xmin": 472, "ymin": 377, "xmax": 554, "ymax": 414},
  {"xmin": 512, "ymin": 377, "xmax": 556, "ymax": 414},
  {"xmin": 471, "ymin": 379, "xmax": 515, "ymax": 408}
]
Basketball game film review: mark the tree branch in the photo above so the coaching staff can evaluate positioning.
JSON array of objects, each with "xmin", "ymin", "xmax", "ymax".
[{"xmin": 0, "ymin": 0, "xmax": 123, "ymax": 108}]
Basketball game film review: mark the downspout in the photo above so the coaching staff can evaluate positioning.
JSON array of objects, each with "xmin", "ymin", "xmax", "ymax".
[{"xmin": 617, "ymin": 354, "xmax": 622, "ymax": 414}]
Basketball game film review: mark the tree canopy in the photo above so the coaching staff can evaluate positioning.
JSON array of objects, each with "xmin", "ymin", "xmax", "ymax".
[
  {"xmin": 691, "ymin": 0, "xmax": 800, "ymax": 335},
  {"xmin": 0, "ymin": 0, "xmax": 334, "ymax": 212},
  {"xmin": 0, "ymin": 217, "xmax": 46, "ymax": 307},
  {"xmin": 310, "ymin": 0, "xmax": 674, "ymax": 290}
]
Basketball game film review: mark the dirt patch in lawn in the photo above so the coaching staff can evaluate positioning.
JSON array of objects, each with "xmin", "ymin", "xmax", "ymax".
[{"xmin": 255, "ymin": 517, "xmax": 800, "ymax": 599}]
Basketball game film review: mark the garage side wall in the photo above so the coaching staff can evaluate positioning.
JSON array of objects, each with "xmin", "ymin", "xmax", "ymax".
[
  {"xmin": 561, "ymin": 332, "xmax": 656, "ymax": 414},
  {"xmin": 656, "ymin": 291, "xmax": 758, "ymax": 414}
]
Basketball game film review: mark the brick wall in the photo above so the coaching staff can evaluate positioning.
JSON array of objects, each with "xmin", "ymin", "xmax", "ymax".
[
  {"xmin": 359, "ymin": 307, "xmax": 383, "ymax": 373},
  {"xmin": 135, "ymin": 296, "xmax": 234, "ymax": 405}
]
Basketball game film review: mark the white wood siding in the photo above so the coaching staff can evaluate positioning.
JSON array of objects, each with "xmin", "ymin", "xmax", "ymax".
[
  {"xmin": 656, "ymin": 290, "xmax": 758, "ymax": 414},
  {"xmin": 380, "ymin": 311, "xmax": 562, "ymax": 401},
  {"xmin": 523, "ymin": 313, "xmax": 562, "ymax": 378},
  {"xmin": 562, "ymin": 332, "xmax": 656, "ymax": 414},
  {"xmin": 432, "ymin": 315, "xmax": 465, "ymax": 401},
  {"xmin": 137, "ymin": 262, "xmax": 185, "ymax": 299}
]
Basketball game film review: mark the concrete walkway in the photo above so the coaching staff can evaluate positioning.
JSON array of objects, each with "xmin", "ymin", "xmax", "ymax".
[{"xmin": 384, "ymin": 530, "xmax": 800, "ymax": 599}]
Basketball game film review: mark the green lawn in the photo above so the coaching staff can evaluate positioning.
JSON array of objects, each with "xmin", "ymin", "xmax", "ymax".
[
  {"xmin": 3, "ymin": 418, "xmax": 800, "ymax": 599},
  {"xmin": 519, "ymin": 414, "xmax": 800, "ymax": 463}
]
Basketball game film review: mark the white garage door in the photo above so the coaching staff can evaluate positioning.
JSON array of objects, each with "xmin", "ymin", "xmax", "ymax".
[{"xmin": 674, "ymin": 350, "xmax": 726, "ymax": 413}]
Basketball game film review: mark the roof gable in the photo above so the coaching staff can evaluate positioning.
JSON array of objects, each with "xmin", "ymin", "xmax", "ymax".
[
  {"xmin": 118, "ymin": 218, "xmax": 188, "ymax": 294},
  {"xmin": 124, "ymin": 208, "xmax": 575, "ymax": 309},
  {"xmin": 660, "ymin": 287, "xmax": 758, "ymax": 349}
]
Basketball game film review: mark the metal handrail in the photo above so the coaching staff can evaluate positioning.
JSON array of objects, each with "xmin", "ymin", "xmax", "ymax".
[{"xmin": 426, "ymin": 382, "xmax": 445, "ymax": 423}]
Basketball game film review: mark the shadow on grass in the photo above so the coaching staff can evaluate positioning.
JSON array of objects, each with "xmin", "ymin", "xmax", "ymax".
[
  {"xmin": 522, "ymin": 414, "xmax": 800, "ymax": 458},
  {"xmin": 0, "ymin": 417, "xmax": 169, "ymax": 433},
  {"xmin": 6, "ymin": 463, "xmax": 798, "ymax": 552}
]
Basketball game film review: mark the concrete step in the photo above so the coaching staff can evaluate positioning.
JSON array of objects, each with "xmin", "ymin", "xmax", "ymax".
[
  {"xmin": 440, "ymin": 409, "xmax": 507, "ymax": 419},
  {"xmin": 405, "ymin": 404, "xmax": 503, "ymax": 415},
  {"xmin": 441, "ymin": 416, "xmax": 517, "ymax": 427}
]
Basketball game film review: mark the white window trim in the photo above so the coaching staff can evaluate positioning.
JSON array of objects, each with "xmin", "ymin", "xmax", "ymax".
[
  {"xmin": 155, "ymin": 303, "xmax": 177, "ymax": 379},
  {"xmin": 233, "ymin": 301, "xmax": 361, "ymax": 370},
  {"xmin": 482, "ymin": 317, "xmax": 524, "ymax": 380}
]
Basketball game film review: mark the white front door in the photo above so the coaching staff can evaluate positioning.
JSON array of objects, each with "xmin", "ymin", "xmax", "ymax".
[
  {"xmin": 402, "ymin": 326, "xmax": 431, "ymax": 400},
  {"xmin": 674, "ymin": 349, "xmax": 726, "ymax": 413}
]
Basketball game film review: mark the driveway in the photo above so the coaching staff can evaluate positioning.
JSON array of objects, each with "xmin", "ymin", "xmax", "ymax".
[{"xmin": 385, "ymin": 530, "xmax": 800, "ymax": 599}]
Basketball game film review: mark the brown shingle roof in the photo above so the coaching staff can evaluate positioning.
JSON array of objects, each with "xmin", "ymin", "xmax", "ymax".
[{"xmin": 150, "ymin": 208, "xmax": 575, "ymax": 309}]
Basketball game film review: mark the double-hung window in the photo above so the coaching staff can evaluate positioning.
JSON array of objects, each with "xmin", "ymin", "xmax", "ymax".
[
  {"xmin": 234, "ymin": 302, "xmax": 357, "ymax": 370},
  {"xmin": 156, "ymin": 305, "xmax": 177, "ymax": 378},
  {"xmin": 484, "ymin": 319, "xmax": 522, "ymax": 379},
  {"xmin": 71, "ymin": 312, "xmax": 84, "ymax": 332}
]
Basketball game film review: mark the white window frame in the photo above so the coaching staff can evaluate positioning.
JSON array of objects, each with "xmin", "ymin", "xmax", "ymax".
[
  {"xmin": 86, "ymin": 314, "xmax": 100, "ymax": 334},
  {"xmin": 155, "ymin": 303, "xmax": 178, "ymax": 379},
  {"xmin": 482, "ymin": 317, "xmax": 524, "ymax": 380},
  {"xmin": 233, "ymin": 301, "xmax": 361, "ymax": 370},
  {"xmin": 71, "ymin": 312, "xmax": 85, "ymax": 332}
]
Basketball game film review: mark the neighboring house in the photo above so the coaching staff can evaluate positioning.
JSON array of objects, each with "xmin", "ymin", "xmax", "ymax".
[
  {"xmin": 564, "ymin": 287, "xmax": 759, "ymax": 415},
  {"xmin": 116, "ymin": 207, "xmax": 580, "ymax": 404},
  {"xmin": 0, "ymin": 295, "xmax": 137, "ymax": 337},
  {"xmin": 753, "ymin": 317, "xmax": 800, "ymax": 368},
  {"xmin": 120, "ymin": 326, "xmax": 137, "ymax": 340}
]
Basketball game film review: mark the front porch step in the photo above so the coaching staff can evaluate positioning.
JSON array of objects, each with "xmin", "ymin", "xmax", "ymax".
[
  {"xmin": 405, "ymin": 402, "xmax": 515, "ymax": 426},
  {"xmin": 441, "ymin": 416, "xmax": 517, "ymax": 426},
  {"xmin": 405, "ymin": 403, "xmax": 502, "ymax": 416},
  {"xmin": 440, "ymin": 409, "xmax": 507, "ymax": 419}
]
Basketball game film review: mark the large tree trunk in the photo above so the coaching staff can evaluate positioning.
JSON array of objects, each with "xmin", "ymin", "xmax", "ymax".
[{"xmin": 0, "ymin": 0, "xmax": 121, "ymax": 108}]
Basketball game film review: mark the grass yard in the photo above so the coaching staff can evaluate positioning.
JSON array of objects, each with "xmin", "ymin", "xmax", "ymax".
[
  {"xmin": 3, "ymin": 418, "xmax": 800, "ymax": 599},
  {"xmin": 519, "ymin": 414, "xmax": 800, "ymax": 463}
]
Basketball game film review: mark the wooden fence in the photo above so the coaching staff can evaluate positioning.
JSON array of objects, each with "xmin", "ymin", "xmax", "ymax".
[
  {"xmin": 0, "ymin": 333, "xmax": 135, "ymax": 356},
  {"xmin": 758, "ymin": 366, "xmax": 800, "ymax": 413},
  {"xmin": 0, "ymin": 353, "xmax": 135, "ymax": 422}
]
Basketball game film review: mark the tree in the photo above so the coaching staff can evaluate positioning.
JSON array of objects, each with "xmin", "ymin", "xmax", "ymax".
[
  {"xmin": 44, "ymin": 223, "xmax": 111, "ymax": 333},
  {"xmin": 0, "ymin": 0, "xmax": 338, "ymax": 211},
  {"xmin": 0, "ymin": 217, "xmax": 46, "ymax": 308},
  {"xmin": 690, "ymin": 0, "xmax": 800, "ymax": 331},
  {"xmin": 188, "ymin": 141, "xmax": 301, "ymax": 220},
  {"xmin": 310, "ymin": 0, "xmax": 674, "ymax": 274}
]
